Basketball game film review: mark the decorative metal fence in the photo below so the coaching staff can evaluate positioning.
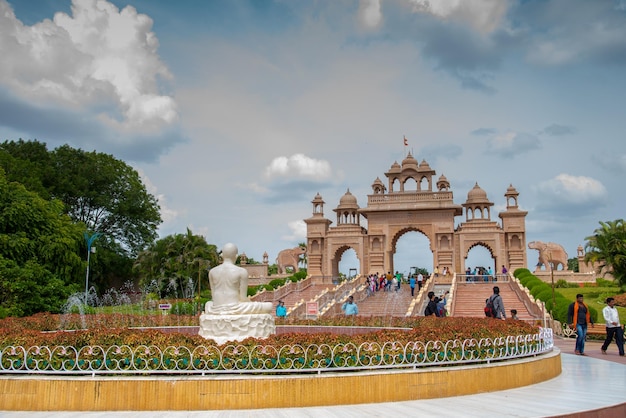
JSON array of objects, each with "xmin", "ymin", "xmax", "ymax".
[{"xmin": 0, "ymin": 328, "xmax": 553, "ymax": 376}]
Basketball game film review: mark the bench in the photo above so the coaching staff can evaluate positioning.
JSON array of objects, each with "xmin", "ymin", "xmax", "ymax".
[{"xmin": 562, "ymin": 324, "xmax": 606, "ymax": 338}]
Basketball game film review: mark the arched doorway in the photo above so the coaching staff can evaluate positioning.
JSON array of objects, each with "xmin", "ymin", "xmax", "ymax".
[
  {"xmin": 335, "ymin": 246, "xmax": 359, "ymax": 281},
  {"xmin": 465, "ymin": 243, "xmax": 495, "ymax": 274},
  {"xmin": 393, "ymin": 229, "xmax": 432, "ymax": 277}
]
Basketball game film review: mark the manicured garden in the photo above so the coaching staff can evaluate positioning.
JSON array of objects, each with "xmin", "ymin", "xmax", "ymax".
[{"xmin": 0, "ymin": 313, "xmax": 546, "ymax": 374}]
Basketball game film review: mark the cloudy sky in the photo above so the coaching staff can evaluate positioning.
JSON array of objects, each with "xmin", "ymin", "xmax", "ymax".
[{"xmin": 1, "ymin": 0, "xmax": 625, "ymax": 276}]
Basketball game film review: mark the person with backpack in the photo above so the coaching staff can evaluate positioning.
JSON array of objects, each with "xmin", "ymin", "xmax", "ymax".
[
  {"xmin": 424, "ymin": 291, "xmax": 440, "ymax": 317},
  {"xmin": 486, "ymin": 286, "xmax": 506, "ymax": 319}
]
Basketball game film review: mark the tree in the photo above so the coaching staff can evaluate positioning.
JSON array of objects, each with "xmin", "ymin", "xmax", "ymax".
[
  {"xmin": 567, "ymin": 257, "xmax": 579, "ymax": 273},
  {"xmin": 0, "ymin": 169, "xmax": 84, "ymax": 316},
  {"xmin": 1, "ymin": 140, "xmax": 163, "ymax": 292},
  {"xmin": 584, "ymin": 219, "xmax": 626, "ymax": 288},
  {"xmin": 0, "ymin": 139, "xmax": 51, "ymax": 198},
  {"xmin": 133, "ymin": 229, "xmax": 219, "ymax": 298},
  {"xmin": 49, "ymin": 145, "xmax": 161, "ymax": 256}
]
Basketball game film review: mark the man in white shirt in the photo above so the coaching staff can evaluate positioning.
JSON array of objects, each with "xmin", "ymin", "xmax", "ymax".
[{"xmin": 601, "ymin": 297, "xmax": 624, "ymax": 356}]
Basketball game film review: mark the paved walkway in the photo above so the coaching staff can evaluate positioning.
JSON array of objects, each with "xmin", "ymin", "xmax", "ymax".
[{"xmin": 1, "ymin": 337, "xmax": 624, "ymax": 418}]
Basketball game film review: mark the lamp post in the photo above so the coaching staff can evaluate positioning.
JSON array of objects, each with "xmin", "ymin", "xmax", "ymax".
[
  {"xmin": 84, "ymin": 232, "xmax": 102, "ymax": 304},
  {"xmin": 549, "ymin": 251, "xmax": 555, "ymax": 314}
]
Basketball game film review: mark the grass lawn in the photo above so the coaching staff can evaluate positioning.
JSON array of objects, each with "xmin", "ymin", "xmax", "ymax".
[{"xmin": 557, "ymin": 287, "xmax": 626, "ymax": 325}]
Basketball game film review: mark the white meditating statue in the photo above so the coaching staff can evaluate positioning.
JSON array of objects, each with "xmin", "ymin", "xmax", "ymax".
[{"xmin": 198, "ymin": 243, "xmax": 275, "ymax": 344}]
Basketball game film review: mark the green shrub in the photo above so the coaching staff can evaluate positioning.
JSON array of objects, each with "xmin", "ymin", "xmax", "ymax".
[
  {"xmin": 293, "ymin": 269, "xmax": 307, "ymax": 280},
  {"xmin": 268, "ymin": 278, "xmax": 286, "ymax": 289},
  {"xmin": 169, "ymin": 301, "xmax": 196, "ymax": 315},
  {"xmin": 596, "ymin": 278, "xmax": 617, "ymax": 287},
  {"xmin": 555, "ymin": 279, "xmax": 579, "ymax": 288},
  {"xmin": 0, "ymin": 306, "xmax": 10, "ymax": 319}
]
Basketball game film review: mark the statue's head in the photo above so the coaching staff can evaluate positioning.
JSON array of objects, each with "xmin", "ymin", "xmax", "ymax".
[{"xmin": 221, "ymin": 243, "xmax": 238, "ymax": 262}]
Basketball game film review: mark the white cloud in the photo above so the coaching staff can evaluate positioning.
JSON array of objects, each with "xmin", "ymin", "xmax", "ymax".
[
  {"xmin": 265, "ymin": 154, "xmax": 332, "ymax": 181},
  {"xmin": 535, "ymin": 174, "xmax": 608, "ymax": 210},
  {"xmin": 487, "ymin": 131, "xmax": 541, "ymax": 158},
  {"xmin": 408, "ymin": 0, "xmax": 508, "ymax": 34},
  {"xmin": 0, "ymin": 0, "xmax": 177, "ymax": 132},
  {"xmin": 359, "ymin": 0, "xmax": 382, "ymax": 29},
  {"xmin": 281, "ymin": 220, "xmax": 307, "ymax": 242}
]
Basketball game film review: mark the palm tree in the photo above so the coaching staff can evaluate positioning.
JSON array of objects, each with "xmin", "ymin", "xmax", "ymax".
[
  {"xmin": 298, "ymin": 242, "xmax": 308, "ymax": 269},
  {"xmin": 133, "ymin": 228, "xmax": 220, "ymax": 298},
  {"xmin": 584, "ymin": 219, "xmax": 626, "ymax": 288}
]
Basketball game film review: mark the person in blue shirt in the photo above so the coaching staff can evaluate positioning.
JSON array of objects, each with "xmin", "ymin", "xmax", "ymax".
[
  {"xmin": 409, "ymin": 275, "xmax": 416, "ymax": 297},
  {"xmin": 275, "ymin": 300, "xmax": 287, "ymax": 318},
  {"xmin": 342, "ymin": 296, "xmax": 358, "ymax": 316}
]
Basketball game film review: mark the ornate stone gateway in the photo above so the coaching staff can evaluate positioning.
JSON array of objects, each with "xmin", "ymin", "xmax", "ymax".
[{"xmin": 304, "ymin": 153, "xmax": 528, "ymax": 283}]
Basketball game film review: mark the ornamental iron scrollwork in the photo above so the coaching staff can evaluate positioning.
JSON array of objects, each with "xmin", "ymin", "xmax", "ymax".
[{"xmin": 0, "ymin": 328, "xmax": 553, "ymax": 375}]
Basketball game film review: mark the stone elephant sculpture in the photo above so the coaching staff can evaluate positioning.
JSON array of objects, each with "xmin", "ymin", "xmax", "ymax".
[
  {"xmin": 276, "ymin": 246, "xmax": 306, "ymax": 275},
  {"xmin": 528, "ymin": 241, "xmax": 568, "ymax": 272}
]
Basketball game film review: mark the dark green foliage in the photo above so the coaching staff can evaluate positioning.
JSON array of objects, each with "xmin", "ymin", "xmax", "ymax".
[
  {"xmin": 293, "ymin": 269, "xmax": 308, "ymax": 280},
  {"xmin": 585, "ymin": 219, "xmax": 626, "ymax": 288},
  {"xmin": 1, "ymin": 140, "xmax": 162, "ymax": 256},
  {"xmin": 169, "ymin": 301, "xmax": 197, "ymax": 315},
  {"xmin": 268, "ymin": 278, "xmax": 286, "ymax": 289},
  {"xmin": 133, "ymin": 229, "xmax": 219, "ymax": 299},
  {"xmin": 0, "ymin": 169, "xmax": 84, "ymax": 316}
]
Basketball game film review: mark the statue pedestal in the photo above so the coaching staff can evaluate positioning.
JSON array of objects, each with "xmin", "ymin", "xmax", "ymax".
[{"xmin": 198, "ymin": 313, "xmax": 276, "ymax": 345}]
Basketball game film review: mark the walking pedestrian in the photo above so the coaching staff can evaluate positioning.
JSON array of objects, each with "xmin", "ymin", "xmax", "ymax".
[
  {"xmin": 601, "ymin": 297, "xmax": 624, "ymax": 356},
  {"xmin": 567, "ymin": 294, "xmax": 594, "ymax": 355}
]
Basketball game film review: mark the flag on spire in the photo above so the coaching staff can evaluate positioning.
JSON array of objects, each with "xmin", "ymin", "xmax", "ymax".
[{"xmin": 403, "ymin": 136, "xmax": 408, "ymax": 146}]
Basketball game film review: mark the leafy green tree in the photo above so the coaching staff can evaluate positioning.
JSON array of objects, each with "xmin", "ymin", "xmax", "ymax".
[
  {"xmin": 49, "ymin": 145, "xmax": 161, "ymax": 256},
  {"xmin": 134, "ymin": 229, "xmax": 219, "ymax": 298},
  {"xmin": 0, "ymin": 139, "xmax": 51, "ymax": 199},
  {"xmin": 585, "ymin": 219, "xmax": 626, "ymax": 288},
  {"xmin": 567, "ymin": 257, "xmax": 579, "ymax": 273},
  {"xmin": 0, "ymin": 169, "xmax": 84, "ymax": 316}
]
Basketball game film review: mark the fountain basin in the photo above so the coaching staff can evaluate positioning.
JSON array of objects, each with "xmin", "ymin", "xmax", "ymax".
[{"xmin": 0, "ymin": 349, "xmax": 561, "ymax": 411}]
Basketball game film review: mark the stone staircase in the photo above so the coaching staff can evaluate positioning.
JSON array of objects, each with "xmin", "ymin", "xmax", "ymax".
[
  {"xmin": 279, "ymin": 284, "xmax": 333, "ymax": 316},
  {"xmin": 451, "ymin": 282, "xmax": 535, "ymax": 320},
  {"xmin": 355, "ymin": 287, "xmax": 415, "ymax": 317}
]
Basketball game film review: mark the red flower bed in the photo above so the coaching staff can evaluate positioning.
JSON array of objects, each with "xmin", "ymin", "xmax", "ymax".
[{"xmin": 0, "ymin": 313, "xmax": 537, "ymax": 350}]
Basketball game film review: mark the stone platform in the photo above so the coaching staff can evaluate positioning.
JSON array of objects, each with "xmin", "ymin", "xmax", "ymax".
[{"xmin": 197, "ymin": 312, "xmax": 275, "ymax": 345}]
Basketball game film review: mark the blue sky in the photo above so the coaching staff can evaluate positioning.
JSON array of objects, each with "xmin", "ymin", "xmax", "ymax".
[{"xmin": 1, "ymin": 0, "xmax": 625, "ymax": 277}]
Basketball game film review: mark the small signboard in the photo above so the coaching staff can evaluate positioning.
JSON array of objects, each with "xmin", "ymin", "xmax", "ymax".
[
  {"xmin": 158, "ymin": 303, "xmax": 172, "ymax": 310},
  {"xmin": 306, "ymin": 302, "xmax": 319, "ymax": 319}
]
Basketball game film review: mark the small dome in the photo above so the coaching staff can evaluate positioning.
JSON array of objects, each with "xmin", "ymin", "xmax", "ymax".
[
  {"xmin": 312, "ymin": 193, "xmax": 324, "ymax": 204},
  {"xmin": 372, "ymin": 177, "xmax": 384, "ymax": 187},
  {"xmin": 371, "ymin": 177, "xmax": 386, "ymax": 194},
  {"xmin": 418, "ymin": 159, "xmax": 432, "ymax": 170},
  {"xmin": 466, "ymin": 183, "xmax": 489, "ymax": 204},
  {"xmin": 437, "ymin": 174, "xmax": 450, "ymax": 191},
  {"xmin": 401, "ymin": 152, "xmax": 418, "ymax": 170},
  {"xmin": 505, "ymin": 184, "xmax": 519, "ymax": 197},
  {"xmin": 338, "ymin": 189, "xmax": 358, "ymax": 209},
  {"xmin": 388, "ymin": 161, "xmax": 401, "ymax": 173}
]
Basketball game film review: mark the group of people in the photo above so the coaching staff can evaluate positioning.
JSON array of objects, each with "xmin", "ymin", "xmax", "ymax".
[{"xmin": 364, "ymin": 271, "xmax": 406, "ymax": 296}]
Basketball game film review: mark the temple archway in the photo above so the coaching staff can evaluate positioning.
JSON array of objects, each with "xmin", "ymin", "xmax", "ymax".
[{"xmin": 304, "ymin": 153, "xmax": 528, "ymax": 283}]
